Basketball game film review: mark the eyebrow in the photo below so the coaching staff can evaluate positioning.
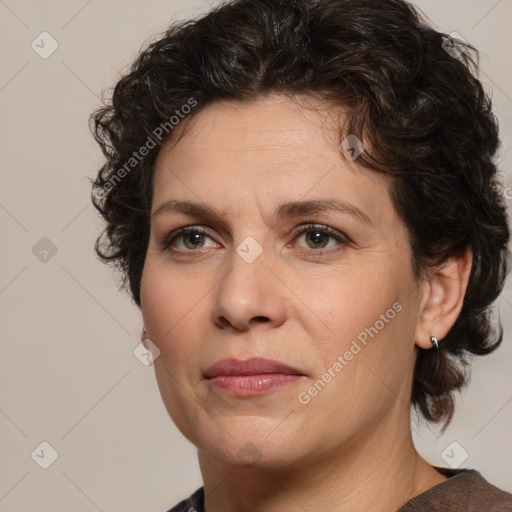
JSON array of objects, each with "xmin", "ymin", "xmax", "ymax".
[{"xmin": 151, "ymin": 198, "xmax": 373, "ymax": 226}]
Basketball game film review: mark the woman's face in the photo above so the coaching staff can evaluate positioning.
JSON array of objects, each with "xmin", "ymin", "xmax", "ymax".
[{"xmin": 140, "ymin": 94, "xmax": 426, "ymax": 469}]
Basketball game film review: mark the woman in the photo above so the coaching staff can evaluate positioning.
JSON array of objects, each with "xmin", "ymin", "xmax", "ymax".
[{"xmin": 90, "ymin": 0, "xmax": 512, "ymax": 510}]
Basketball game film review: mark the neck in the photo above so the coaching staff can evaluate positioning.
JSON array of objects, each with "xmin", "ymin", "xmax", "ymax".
[{"xmin": 197, "ymin": 403, "xmax": 446, "ymax": 512}]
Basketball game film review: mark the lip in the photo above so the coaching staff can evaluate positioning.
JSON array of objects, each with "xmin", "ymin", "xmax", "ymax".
[
  {"xmin": 204, "ymin": 357, "xmax": 305, "ymax": 396},
  {"xmin": 204, "ymin": 357, "xmax": 303, "ymax": 378}
]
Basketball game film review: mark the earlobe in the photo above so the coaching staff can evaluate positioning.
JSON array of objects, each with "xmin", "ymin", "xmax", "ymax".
[{"xmin": 415, "ymin": 247, "xmax": 473, "ymax": 350}]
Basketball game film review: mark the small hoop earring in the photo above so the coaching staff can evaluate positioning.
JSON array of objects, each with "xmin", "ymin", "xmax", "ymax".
[{"xmin": 430, "ymin": 336, "xmax": 439, "ymax": 350}]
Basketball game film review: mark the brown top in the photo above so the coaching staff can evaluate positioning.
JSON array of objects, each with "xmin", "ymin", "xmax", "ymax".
[
  {"xmin": 166, "ymin": 467, "xmax": 512, "ymax": 511},
  {"xmin": 397, "ymin": 466, "xmax": 512, "ymax": 511}
]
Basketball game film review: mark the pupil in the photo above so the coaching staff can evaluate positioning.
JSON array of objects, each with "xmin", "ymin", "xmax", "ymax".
[
  {"xmin": 187, "ymin": 233, "xmax": 203, "ymax": 248},
  {"xmin": 309, "ymin": 231, "xmax": 327, "ymax": 248}
]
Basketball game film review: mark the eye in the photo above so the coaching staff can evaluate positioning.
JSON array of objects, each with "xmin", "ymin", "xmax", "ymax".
[
  {"xmin": 161, "ymin": 223, "xmax": 350, "ymax": 256},
  {"xmin": 291, "ymin": 223, "xmax": 350, "ymax": 256},
  {"xmin": 162, "ymin": 226, "xmax": 218, "ymax": 251}
]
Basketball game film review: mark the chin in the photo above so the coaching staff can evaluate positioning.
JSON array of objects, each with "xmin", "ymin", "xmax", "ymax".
[
  {"xmin": 204, "ymin": 443, "xmax": 302, "ymax": 471},
  {"xmin": 195, "ymin": 419, "xmax": 307, "ymax": 469}
]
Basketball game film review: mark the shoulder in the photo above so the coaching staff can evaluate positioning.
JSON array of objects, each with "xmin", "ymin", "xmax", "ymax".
[
  {"xmin": 398, "ymin": 467, "xmax": 512, "ymax": 511},
  {"xmin": 164, "ymin": 487, "xmax": 204, "ymax": 512}
]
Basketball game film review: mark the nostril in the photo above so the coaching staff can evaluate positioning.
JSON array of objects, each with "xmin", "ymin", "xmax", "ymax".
[
  {"xmin": 253, "ymin": 316, "xmax": 270, "ymax": 323},
  {"xmin": 217, "ymin": 317, "xmax": 231, "ymax": 329}
]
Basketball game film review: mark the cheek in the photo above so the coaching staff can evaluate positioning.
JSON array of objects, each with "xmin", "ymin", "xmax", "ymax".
[
  {"xmin": 308, "ymin": 266, "xmax": 400, "ymax": 344},
  {"xmin": 141, "ymin": 264, "xmax": 208, "ymax": 433},
  {"xmin": 140, "ymin": 264, "xmax": 198, "ymax": 354},
  {"xmin": 140, "ymin": 267, "xmax": 169, "ymax": 343},
  {"xmin": 302, "ymin": 265, "xmax": 411, "ymax": 394}
]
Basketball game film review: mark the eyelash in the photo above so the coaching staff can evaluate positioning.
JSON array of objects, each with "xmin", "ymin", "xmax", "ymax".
[{"xmin": 161, "ymin": 222, "xmax": 351, "ymax": 257}]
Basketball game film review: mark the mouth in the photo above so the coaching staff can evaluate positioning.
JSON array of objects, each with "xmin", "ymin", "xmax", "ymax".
[{"xmin": 204, "ymin": 357, "xmax": 306, "ymax": 396}]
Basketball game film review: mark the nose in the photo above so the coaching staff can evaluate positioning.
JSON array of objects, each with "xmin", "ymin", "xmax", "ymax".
[{"xmin": 211, "ymin": 245, "xmax": 288, "ymax": 332}]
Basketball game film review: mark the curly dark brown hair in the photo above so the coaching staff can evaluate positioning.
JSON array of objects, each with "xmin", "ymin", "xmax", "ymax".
[{"xmin": 90, "ymin": 0, "xmax": 510, "ymax": 430}]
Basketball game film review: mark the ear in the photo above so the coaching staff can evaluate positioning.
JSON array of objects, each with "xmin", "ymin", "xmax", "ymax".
[
  {"xmin": 141, "ymin": 325, "xmax": 148, "ymax": 344},
  {"xmin": 415, "ymin": 247, "xmax": 473, "ymax": 349}
]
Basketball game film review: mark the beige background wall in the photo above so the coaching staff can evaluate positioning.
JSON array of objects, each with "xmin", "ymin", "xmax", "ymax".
[{"xmin": 0, "ymin": 1, "xmax": 511, "ymax": 510}]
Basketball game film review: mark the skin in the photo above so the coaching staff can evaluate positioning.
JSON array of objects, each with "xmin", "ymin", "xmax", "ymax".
[{"xmin": 139, "ymin": 93, "xmax": 473, "ymax": 511}]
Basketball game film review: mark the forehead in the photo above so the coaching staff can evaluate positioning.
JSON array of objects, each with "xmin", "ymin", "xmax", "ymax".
[
  {"xmin": 157, "ymin": 94, "xmax": 344, "ymax": 163},
  {"xmin": 151, "ymin": 94, "xmax": 394, "ymax": 228}
]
